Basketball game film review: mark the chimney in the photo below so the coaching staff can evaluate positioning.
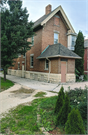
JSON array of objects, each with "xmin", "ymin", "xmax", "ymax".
[{"xmin": 45, "ymin": 4, "xmax": 52, "ymax": 15}]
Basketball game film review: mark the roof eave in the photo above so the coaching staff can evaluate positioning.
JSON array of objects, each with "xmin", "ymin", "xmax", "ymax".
[
  {"xmin": 41, "ymin": 5, "xmax": 75, "ymax": 33},
  {"xmin": 37, "ymin": 55, "xmax": 81, "ymax": 59}
]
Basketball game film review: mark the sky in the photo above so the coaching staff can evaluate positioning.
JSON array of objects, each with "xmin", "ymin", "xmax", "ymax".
[{"xmin": 22, "ymin": 0, "xmax": 88, "ymax": 39}]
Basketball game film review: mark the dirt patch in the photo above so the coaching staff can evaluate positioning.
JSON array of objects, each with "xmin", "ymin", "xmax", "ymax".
[
  {"xmin": 10, "ymin": 88, "xmax": 35, "ymax": 99},
  {"xmin": 11, "ymin": 88, "xmax": 35, "ymax": 94}
]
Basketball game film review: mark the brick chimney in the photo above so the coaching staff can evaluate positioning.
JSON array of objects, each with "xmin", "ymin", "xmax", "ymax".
[{"xmin": 45, "ymin": 4, "xmax": 52, "ymax": 15}]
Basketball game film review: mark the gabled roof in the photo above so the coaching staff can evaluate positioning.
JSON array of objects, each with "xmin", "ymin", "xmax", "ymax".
[
  {"xmin": 34, "ymin": 5, "xmax": 75, "ymax": 33},
  {"xmin": 84, "ymin": 39, "xmax": 88, "ymax": 48},
  {"xmin": 37, "ymin": 43, "xmax": 81, "ymax": 59}
]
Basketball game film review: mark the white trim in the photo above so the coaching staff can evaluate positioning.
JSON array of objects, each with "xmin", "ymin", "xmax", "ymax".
[
  {"xmin": 54, "ymin": 30, "xmax": 60, "ymax": 33},
  {"xmin": 41, "ymin": 6, "xmax": 75, "ymax": 33},
  {"xmin": 30, "ymin": 54, "xmax": 34, "ymax": 56}
]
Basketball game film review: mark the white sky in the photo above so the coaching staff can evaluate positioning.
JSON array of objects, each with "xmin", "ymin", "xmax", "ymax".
[{"xmin": 22, "ymin": 0, "xmax": 88, "ymax": 38}]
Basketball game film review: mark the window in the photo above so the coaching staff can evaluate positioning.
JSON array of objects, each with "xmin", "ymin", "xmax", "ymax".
[
  {"xmin": 54, "ymin": 33, "xmax": 59, "ymax": 44},
  {"xmin": 30, "ymin": 55, "xmax": 34, "ymax": 68},
  {"xmin": 18, "ymin": 53, "xmax": 21, "ymax": 57},
  {"xmin": 18, "ymin": 62, "xmax": 20, "ymax": 70},
  {"xmin": 45, "ymin": 59, "xmax": 49, "ymax": 70},
  {"xmin": 31, "ymin": 36, "xmax": 34, "ymax": 46},
  {"xmin": 54, "ymin": 15, "xmax": 60, "ymax": 26},
  {"xmin": 72, "ymin": 36, "xmax": 76, "ymax": 47}
]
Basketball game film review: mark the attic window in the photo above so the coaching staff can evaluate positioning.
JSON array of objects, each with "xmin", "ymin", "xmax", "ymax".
[{"xmin": 54, "ymin": 15, "xmax": 60, "ymax": 26}]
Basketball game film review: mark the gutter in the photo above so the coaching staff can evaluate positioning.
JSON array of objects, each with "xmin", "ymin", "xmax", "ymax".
[
  {"xmin": 37, "ymin": 55, "xmax": 81, "ymax": 59},
  {"xmin": 46, "ymin": 57, "xmax": 51, "ymax": 83}
]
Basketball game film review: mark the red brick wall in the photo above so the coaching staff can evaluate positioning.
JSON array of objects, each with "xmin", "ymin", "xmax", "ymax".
[
  {"xmin": 67, "ymin": 59, "xmax": 75, "ymax": 73},
  {"xmin": 51, "ymin": 58, "xmax": 59, "ymax": 73},
  {"xmin": 42, "ymin": 14, "xmax": 68, "ymax": 52},
  {"xmin": 26, "ymin": 29, "xmax": 42, "ymax": 71},
  {"xmin": 9, "ymin": 12, "xmax": 68, "ymax": 73}
]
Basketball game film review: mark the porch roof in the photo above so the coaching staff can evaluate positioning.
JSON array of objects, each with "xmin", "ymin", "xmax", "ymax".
[{"xmin": 37, "ymin": 43, "xmax": 81, "ymax": 59}]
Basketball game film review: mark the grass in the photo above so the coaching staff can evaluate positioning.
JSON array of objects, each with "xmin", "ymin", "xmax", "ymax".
[
  {"xmin": 0, "ymin": 77, "xmax": 14, "ymax": 92},
  {"xmin": 0, "ymin": 87, "xmax": 87, "ymax": 134},
  {"xmin": 0, "ymin": 104, "xmax": 43, "ymax": 135},
  {"xmin": 34, "ymin": 92, "xmax": 46, "ymax": 97}
]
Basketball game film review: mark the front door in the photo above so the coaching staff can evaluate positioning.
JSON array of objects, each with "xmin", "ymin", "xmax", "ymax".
[{"xmin": 61, "ymin": 61, "xmax": 66, "ymax": 82}]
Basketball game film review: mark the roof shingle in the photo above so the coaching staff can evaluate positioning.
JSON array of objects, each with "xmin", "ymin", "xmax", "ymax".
[{"xmin": 37, "ymin": 43, "xmax": 81, "ymax": 59}]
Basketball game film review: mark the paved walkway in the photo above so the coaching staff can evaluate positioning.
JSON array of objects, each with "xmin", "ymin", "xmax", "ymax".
[
  {"xmin": 0, "ymin": 74, "xmax": 88, "ymax": 92},
  {"xmin": 0, "ymin": 83, "xmax": 58, "ymax": 116},
  {"xmin": 0, "ymin": 74, "xmax": 88, "ymax": 117}
]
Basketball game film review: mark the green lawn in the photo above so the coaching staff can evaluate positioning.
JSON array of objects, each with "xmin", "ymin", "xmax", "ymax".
[
  {"xmin": 0, "ymin": 87, "xmax": 87, "ymax": 134},
  {"xmin": 34, "ymin": 92, "xmax": 47, "ymax": 97},
  {"xmin": 0, "ymin": 77, "xmax": 14, "ymax": 92}
]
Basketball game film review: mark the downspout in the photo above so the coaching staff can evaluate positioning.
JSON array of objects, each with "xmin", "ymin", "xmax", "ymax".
[
  {"xmin": 46, "ymin": 57, "xmax": 51, "ymax": 83},
  {"xmin": 25, "ymin": 52, "xmax": 26, "ymax": 77}
]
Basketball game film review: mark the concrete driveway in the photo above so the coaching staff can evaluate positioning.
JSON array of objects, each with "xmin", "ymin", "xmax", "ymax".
[{"xmin": 0, "ymin": 74, "xmax": 88, "ymax": 92}]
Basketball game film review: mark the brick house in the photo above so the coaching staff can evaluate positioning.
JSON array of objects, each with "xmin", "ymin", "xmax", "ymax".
[
  {"xmin": 8, "ymin": 4, "xmax": 81, "ymax": 83},
  {"xmin": 84, "ymin": 39, "xmax": 88, "ymax": 76}
]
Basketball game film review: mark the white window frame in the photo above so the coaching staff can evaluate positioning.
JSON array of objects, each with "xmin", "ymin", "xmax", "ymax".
[
  {"xmin": 18, "ymin": 62, "xmax": 20, "ymax": 70},
  {"xmin": 54, "ymin": 33, "xmax": 59, "ymax": 44},
  {"xmin": 45, "ymin": 59, "xmax": 49, "ymax": 70},
  {"xmin": 72, "ymin": 36, "xmax": 76, "ymax": 47},
  {"xmin": 30, "ymin": 54, "xmax": 34, "ymax": 68},
  {"xmin": 18, "ymin": 53, "xmax": 21, "ymax": 57}
]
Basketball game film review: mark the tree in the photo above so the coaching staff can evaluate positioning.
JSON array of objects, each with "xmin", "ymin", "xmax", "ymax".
[
  {"xmin": 74, "ymin": 31, "xmax": 84, "ymax": 77},
  {"xmin": 65, "ymin": 108, "xmax": 85, "ymax": 134},
  {"xmin": 54, "ymin": 86, "xmax": 65, "ymax": 114},
  {"xmin": 56, "ymin": 94, "xmax": 71, "ymax": 126},
  {"xmin": 1, "ymin": 0, "xmax": 34, "ymax": 81}
]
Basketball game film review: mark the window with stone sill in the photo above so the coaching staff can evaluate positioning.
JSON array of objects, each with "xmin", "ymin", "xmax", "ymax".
[
  {"xmin": 18, "ymin": 63, "xmax": 20, "ymax": 70},
  {"xmin": 54, "ymin": 33, "xmax": 59, "ymax": 44},
  {"xmin": 30, "ymin": 55, "xmax": 34, "ymax": 68}
]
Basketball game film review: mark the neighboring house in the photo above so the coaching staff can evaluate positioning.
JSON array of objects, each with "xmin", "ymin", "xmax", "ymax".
[
  {"xmin": 84, "ymin": 39, "xmax": 88, "ymax": 76},
  {"xmin": 8, "ymin": 4, "xmax": 81, "ymax": 83}
]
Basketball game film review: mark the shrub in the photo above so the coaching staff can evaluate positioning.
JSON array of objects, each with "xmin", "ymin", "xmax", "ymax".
[
  {"xmin": 56, "ymin": 94, "xmax": 71, "ymax": 126},
  {"xmin": 54, "ymin": 86, "xmax": 65, "ymax": 114},
  {"xmin": 65, "ymin": 108, "xmax": 85, "ymax": 134},
  {"xmin": 78, "ymin": 101, "xmax": 87, "ymax": 120}
]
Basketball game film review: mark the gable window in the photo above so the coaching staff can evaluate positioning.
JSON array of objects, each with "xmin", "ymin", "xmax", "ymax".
[
  {"xmin": 54, "ymin": 33, "xmax": 59, "ymax": 44},
  {"xmin": 45, "ymin": 59, "xmax": 49, "ymax": 70},
  {"xmin": 31, "ymin": 36, "xmax": 34, "ymax": 46},
  {"xmin": 54, "ymin": 15, "xmax": 60, "ymax": 26},
  {"xmin": 30, "ymin": 54, "xmax": 34, "ymax": 68}
]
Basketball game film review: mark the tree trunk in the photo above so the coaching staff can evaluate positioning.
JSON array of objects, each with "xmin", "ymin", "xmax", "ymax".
[{"xmin": 4, "ymin": 70, "xmax": 6, "ymax": 81}]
